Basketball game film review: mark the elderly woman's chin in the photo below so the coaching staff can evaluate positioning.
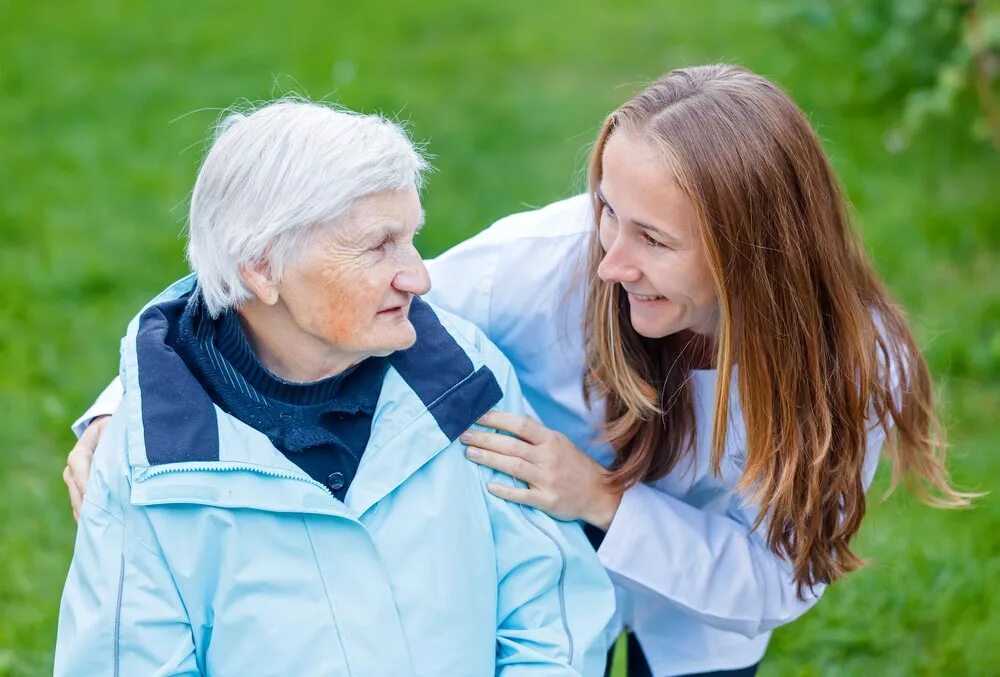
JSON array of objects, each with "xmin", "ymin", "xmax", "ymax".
[{"xmin": 350, "ymin": 303, "xmax": 418, "ymax": 357}]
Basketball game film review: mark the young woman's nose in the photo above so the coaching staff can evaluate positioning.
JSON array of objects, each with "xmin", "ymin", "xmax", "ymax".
[{"xmin": 597, "ymin": 232, "xmax": 642, "ymax": 285}]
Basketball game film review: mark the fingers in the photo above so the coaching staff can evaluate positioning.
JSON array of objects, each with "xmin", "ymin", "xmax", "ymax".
[
  {"xmin": 63, "ymin": 466, "xmax": 82, "ymax": 522},
  {"xmin": 65, "ymin": 415, "xmax": 108, "ymax": 518},
  {"xmin": 87, "ymin": 414, "xmax": 111, "ymax": 438},
  {"xmin": 460, "ymin": 429, "xmax": 537, "ymax": 461},
  {"xmin": 466, "ymin": 447, "xmax": 540, "ymax": 485},
  {"xmin": 485, "ymin": 481, "xmax": 546, "ymax": 510},
  {"xmin": 476, "ymin": 410, "xmax": 547, "ymax": 444},
  {"xmin": 66, "ymin": 438, "xmax": 94, "ymax": 496}
]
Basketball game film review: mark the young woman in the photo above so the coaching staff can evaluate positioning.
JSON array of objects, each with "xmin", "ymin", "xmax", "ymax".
[{"xmin": 66, "ymin": 64, "xmax": 969, "ymax": 676}]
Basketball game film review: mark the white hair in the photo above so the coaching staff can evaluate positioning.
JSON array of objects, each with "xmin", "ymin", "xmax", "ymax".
[{"xmin": 186, "ymin": 98, "xmax": 430, "ymax": 317}]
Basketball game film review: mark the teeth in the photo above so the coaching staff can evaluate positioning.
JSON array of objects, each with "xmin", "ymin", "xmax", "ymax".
[{"xmin": 631, "ymin": 293, "xmax": 663, "ymax": 301}]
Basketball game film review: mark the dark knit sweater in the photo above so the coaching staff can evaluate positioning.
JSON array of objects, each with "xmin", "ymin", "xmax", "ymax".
[{"xmin": 168, "ymin": 291, "xmax": 388, "ymax": 501}]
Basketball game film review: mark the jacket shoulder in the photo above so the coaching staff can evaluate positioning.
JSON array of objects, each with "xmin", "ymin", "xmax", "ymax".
[{"xmin": 421, "ymin": 300, "xmax": 513, "ymax": 379}]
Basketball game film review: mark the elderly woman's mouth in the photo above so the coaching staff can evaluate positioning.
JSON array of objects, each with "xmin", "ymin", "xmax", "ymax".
[{"xmin": 377, "ymin": 303, "xmax": 409, "ymax": 317}]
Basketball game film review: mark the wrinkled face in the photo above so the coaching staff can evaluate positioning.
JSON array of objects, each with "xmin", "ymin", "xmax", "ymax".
[
  {"xmin": 596, "ymin": 130, "xmax": 719, "ymax": 339},
  {"xmin": 277, "ymin": 186, "xmax": 431, "ymax": 360}
]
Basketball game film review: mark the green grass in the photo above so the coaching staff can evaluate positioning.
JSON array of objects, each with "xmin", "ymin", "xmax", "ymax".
[{"xmin": 1, "ymin": 1, "xmax": 997, "ymax": 675}]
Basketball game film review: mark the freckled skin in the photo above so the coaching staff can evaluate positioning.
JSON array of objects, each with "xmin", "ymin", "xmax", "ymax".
[
  {"xmin": 597, "ymin": 131, "xmax": 719, "ymax": 340},
  {"xmin": 239, "ymin": 187, "xmax": 430, "ymax": 382}
]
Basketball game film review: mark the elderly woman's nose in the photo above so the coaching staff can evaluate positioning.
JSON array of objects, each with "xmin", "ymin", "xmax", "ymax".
[{"xmin": 392, "ymin": 256, "xmax": 432, "ymax": 296}]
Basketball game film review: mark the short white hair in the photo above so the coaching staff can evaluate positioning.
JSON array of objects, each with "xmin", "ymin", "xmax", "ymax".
[{"xmin": 186, "ymin": 98, "xmax": 430, "ymax": 317}]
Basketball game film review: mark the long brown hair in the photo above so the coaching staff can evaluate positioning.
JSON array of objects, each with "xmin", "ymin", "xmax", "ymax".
[{"xmin": 584, "ymin": 64, "xmax": 972, "ymax": 595}]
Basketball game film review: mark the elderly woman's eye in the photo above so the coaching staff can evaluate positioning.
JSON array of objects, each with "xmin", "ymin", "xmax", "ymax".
[{"xmin": 372, "ymin": 236, "xmax": 392, "ymax": 252}]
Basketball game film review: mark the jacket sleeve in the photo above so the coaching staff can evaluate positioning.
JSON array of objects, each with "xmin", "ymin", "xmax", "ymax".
[
  {"xmin": 71, "ymin": 376, "xmax": 125, "ymax": 438},
  {"xmin": 596, "ymin": 421, "xmax": 888, "ymax": 638},
  {"xmin": 476, "ymin": 342, "xmax": 615, "ymax": 676},
  {"xmin": 55, "ymin": 407, "xmax": 200, "ymax": 676}
]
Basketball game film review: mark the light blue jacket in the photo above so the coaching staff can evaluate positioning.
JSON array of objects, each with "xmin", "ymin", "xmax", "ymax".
[{"xmin": 55, "ymin": 275, "xmax": 615, "ymax": 676}]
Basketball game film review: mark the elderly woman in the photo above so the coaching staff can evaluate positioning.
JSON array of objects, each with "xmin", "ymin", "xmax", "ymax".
[{"xmin": 54, "ymin": 101, "xmax": 614, "ymax": 676}]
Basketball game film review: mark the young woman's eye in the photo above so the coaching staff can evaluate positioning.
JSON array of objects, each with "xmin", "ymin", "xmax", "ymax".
[
  {"xmin": 642, "ymin": 233, "xmax": 664, "ymax": 249},
  {"xmin": 601, "ymin": 200, "xmax": 616, "ymax": 218}
]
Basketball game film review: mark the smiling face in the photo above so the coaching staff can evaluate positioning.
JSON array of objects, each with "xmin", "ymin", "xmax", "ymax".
[{"xmin": 596, "ymin": 129, "xmax": 719, "ymax": 340}]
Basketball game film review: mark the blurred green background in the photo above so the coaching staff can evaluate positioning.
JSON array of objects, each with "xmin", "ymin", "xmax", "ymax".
[{"xmin": 1, "ymin": 1, "xmax": 998, "ymax": 675}]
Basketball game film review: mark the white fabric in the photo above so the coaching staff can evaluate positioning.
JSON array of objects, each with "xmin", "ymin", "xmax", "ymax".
[
  {"xmin": 75, "ymin": 193, "xmax": 889, "ymax": 676},
  {"xmin": 72, "ymin": 378, "xmax": 124, "ymax": 438}
]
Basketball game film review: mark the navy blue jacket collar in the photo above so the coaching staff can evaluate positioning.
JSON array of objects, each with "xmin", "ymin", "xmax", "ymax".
[{"xmin": 128, "ymin": 282, "xmax": 502, "ymax": 469}]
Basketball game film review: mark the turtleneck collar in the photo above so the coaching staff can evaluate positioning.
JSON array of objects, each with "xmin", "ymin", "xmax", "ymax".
[{"xmin": 178, "ymin": 291, "xmax": 387, "ymax": 411}]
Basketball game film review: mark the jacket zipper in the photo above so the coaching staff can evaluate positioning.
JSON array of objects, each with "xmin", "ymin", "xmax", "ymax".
[{"xmin": 138, "ymin": 462, "xmax": 333, "ymax": 495}]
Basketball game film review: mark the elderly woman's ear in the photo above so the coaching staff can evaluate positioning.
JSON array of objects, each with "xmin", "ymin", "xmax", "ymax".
[{"xmin": 239, "ymin": 261, "xmax": 280, "ymax": 306}]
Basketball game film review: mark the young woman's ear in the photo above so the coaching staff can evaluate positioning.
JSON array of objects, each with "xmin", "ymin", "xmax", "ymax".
[{"xmin": 238, "ymin": 260, "xmax": 280, "ymax": 306}]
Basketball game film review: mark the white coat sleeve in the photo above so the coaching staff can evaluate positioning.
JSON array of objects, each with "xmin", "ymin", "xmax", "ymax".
[
  {"xmin": 477, "ymin": 341, "xmax": 615, "ymax": 676},
  {"xmin": 424, "ymin": 231, "xmax": 543, "ymax": 425},
  {"xmin": 71, "ymin": 376, "xmax": 125, "ymax": 438},
  {"xmin": 596, "ymin": 422, "xmax": 889, "ymax": 638},
  {"xmin": 424, "ymin": 232, "xmax": 502, "ymax": 338},
  {"xmin": 55, "ymin": 407, "xmax": 200, "ymax": 676}
]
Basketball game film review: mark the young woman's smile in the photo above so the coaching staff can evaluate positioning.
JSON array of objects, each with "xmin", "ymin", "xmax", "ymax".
[{"xmin": 596, "ymin": 129, "xmax": 719, "ymax": 339}]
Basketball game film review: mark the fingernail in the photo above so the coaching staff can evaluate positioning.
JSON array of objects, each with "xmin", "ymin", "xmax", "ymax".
[
  {"xmin": 466, "ymin": 447, "xmax": 481, "ymax": 459},
  {"xmin": 459, "ymin": 433, "xmax": 472, "ymax": 444}
]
